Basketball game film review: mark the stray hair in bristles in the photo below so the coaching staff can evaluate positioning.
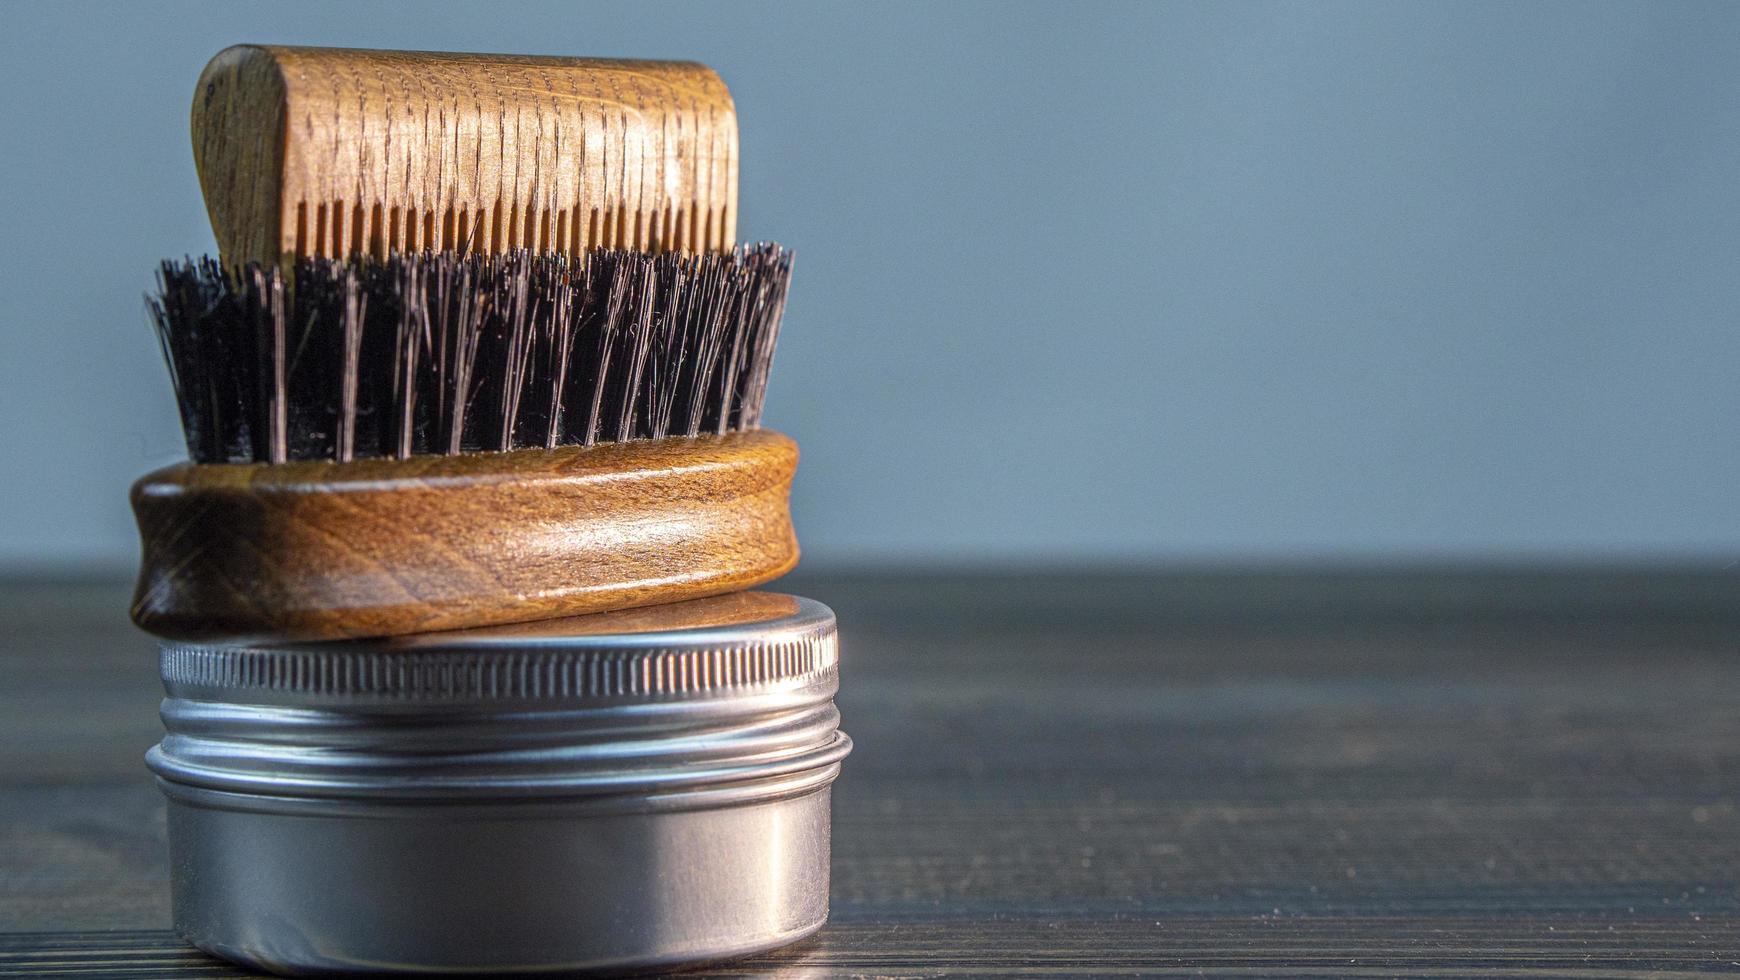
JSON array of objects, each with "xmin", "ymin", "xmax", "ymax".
[{"xmin": 149, "ymin": 245, "xmax": 793, "ymax": 464}]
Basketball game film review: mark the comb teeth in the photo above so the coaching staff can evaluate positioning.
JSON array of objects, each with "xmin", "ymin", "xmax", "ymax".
[
  {"xmin": 292, "ymin": 198, "xmax": 727, "ymax": 261},
  {"xmin": 148, "ymin": 246, "xmax": 793, "ymax": 465}
]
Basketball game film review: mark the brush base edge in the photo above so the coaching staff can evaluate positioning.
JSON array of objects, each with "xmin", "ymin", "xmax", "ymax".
[{"xmin": 129, "ymin": 430, "xmax": 799, "ymax": 642}]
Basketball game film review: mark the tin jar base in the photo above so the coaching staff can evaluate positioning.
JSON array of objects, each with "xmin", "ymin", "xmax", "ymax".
[
  {"xmin": 146, "ymin": 592, "xmax": 849, "ymax": 977},
  {"xmin": 164, "ymin": 787, "xmax": 832, "ymax": 976}
]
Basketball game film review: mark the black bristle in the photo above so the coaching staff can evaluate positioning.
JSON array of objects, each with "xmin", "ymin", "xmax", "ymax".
[{"xmin": 146, "ymin": 246, "xmax": 794, "ymax": 464}]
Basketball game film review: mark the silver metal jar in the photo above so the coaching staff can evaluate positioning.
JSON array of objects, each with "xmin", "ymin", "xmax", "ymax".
[{"xmin": 146, "ymin": 592, "xmax": 851, "ymax": 976}]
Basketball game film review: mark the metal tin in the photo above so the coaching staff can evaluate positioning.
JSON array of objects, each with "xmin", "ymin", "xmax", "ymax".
[{"xmin": 146, "ymin": 592, "xmax": 850, "ymax": 976}]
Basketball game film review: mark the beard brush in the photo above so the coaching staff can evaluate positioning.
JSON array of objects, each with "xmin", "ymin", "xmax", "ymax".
[{"xmin": 131, "ymin": 46, "xmax": 800, "ymax": 643}]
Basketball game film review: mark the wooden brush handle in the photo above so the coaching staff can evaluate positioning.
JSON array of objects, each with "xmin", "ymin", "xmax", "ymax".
[
  {"xmin": 194, "ymin": 45, "xmax": 739, "ymax": 268},
  {"xmin": 131, "ymin": 432, "xmax": 798, "ymax": 642}
]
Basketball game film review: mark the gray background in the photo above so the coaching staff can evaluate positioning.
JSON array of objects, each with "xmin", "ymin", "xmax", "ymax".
[{"xmin": 2, "ymin": 1, "xmax": 1736, "ymax": 573}]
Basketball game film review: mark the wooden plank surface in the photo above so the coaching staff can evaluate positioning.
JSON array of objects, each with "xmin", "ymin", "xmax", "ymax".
[{"xmin": 1, "ymin": 569, "xmax": 1737, "ymax": 976}]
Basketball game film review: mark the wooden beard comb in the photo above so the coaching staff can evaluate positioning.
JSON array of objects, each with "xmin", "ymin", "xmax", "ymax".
[
  {"xmin": 131, "ymin": 46, "xmax": 799, "ymax": 643},
  {"xmin": 191, "ymin": 45, "xmax": 740, "ymax": 266}
]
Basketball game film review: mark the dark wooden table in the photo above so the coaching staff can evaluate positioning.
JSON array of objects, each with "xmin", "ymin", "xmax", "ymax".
[{"xmin": 3, "ymin": 568, "xmax": 1738, "ymax": 977}]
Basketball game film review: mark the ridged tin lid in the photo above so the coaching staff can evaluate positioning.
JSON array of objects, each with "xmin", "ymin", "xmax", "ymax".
[
  {"xmin": 159, "ymin": 591, "xmax": 837, "ymax": 707},
  {"xmin": 148, "ymin": 592, "xmax": 848, "ymax": 808}
]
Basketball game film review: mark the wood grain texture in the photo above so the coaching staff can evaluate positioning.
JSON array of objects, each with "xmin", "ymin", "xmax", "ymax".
[
  {"xmin": 193, "ymin": 45, "xmax": 739, "ymax": 268},
  {"xmin": 129, "ymin": 431, "xmax": 798, "ymax": 642},
  {"xmin": 2, "ymin": 570, "xmax": 1739, "ymax": 974}
]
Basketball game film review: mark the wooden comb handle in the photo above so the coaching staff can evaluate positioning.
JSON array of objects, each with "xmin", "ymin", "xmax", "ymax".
[
  {"xmin": 193, "ymin": 45, "xmax": 739, "ymax": 268},
  {"xmin": 130, "ymin": 432, "xmax": 798, "ymax": 642}
]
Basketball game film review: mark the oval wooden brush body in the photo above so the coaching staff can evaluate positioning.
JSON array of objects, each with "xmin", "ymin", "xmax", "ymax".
[{"xmin": 133, "ymin": 431, "xmax": 799, "ymax": 642}]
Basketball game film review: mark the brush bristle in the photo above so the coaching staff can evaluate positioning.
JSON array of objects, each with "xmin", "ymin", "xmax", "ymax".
[{"xmin": 148, "ymin": 246, "xmax": 793, "ymax": 464}]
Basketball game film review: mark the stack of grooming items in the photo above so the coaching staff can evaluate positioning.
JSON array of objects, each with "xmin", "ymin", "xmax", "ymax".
[{"xmin": 130, "ymin": 46, "xmax": 850, "ymax": 976}]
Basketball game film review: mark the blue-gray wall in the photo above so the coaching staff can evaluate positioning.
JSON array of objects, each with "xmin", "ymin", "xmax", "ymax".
[{"xmin": 3, "ymin": 1, "xmax": 1737, "ymax": 571}]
